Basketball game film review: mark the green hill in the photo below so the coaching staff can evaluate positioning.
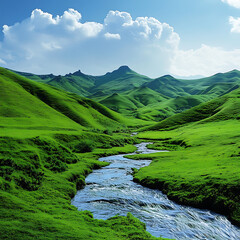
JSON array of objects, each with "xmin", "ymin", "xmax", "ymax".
[
  {"xmin": 13, "ymin": 69, "xmax": 55, "ymax": 83},
  {"xmin": 0, "ymin": 68, "xmax": 148, "ymax": 132},
  {"xmin": 143, "ymin": 75, "xmax": 189, "ymax": 98},
  {"xmin": 138, "ymin": 95, "xmax": 212, "ymax": 121},
  {"xmin": 125, "ymin": 86, "xmax": 168, "ymax": 106},
  {"xmin": 180, "ymin": 69, "xmax": 240, "ymax": 95},
  {"xmin": 0, "ymin": 68, "xmax": 163, "ymax": 240},
  {"xmin": 98, "ymin": 87, "xmax": 169, "ymax": 118},
  {"xmin": 91, "ymin": 66, "xmax": 152, "ymax": 94},
  {"xmin": 144, "ymin": 87, "xmax": 240, "ymax": 131},
  {"xmin": 15, "ymin": 67, "xmax": 240, "ymax": 101},
  {"xmin": 47, "ymin": 71, "xmax": 95, "ymax": 97},
  {"xmin": 13, "ymin": 67, "xmax": 240, "ymax": 124},
  {"xmin": 99, "ymin": 93, "xmax": 140, "ymax": 115}
]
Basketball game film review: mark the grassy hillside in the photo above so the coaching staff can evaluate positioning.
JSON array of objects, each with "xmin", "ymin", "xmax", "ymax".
[
  {"xmin": 99, "ymin": 93, "xmax": 141, "ymax": 115},
  {"xmin": 128, "ymin": 119, "xmax": 240, "ymax": 226},
  {"xmin": 0, "ymin": 68, "xmax": 166, "ymax": 239},
  {"xmin": 126, "ymin": 89, "xmax": 240, "ymax": 225},
  {"xmin": 90, "ymin": 66, "xmax": 152, "ymax": 94},
  {"xmin": 143, "ymin": 75, "xmax": 189, "ymax": 98},
  {"xmin": 144, "ymin": 87, "xmax": 240, "ymax": 131},
  {"xmin": 47, "ymin": 72, "xmax": 94, "ymax": 97},
  {"xmin": 0, "ymin": 67, "xmax": 150, "ymax": 132},
  {"xmin": 15, "ymin": 67, "xmax": 240, "ymax": 102},
  {"xmin": 137, "ymin": 95, "xmax": 213, "ymax": 121},
  {"xmin": 125, "ymin": 86, "xmax": 168, "ymax": 106},
  {"xmin": 13, "ymin": 69, "xmax": 55, "ymax": 83},
  {"xmin": 180, "ymin": 69, "xmax": 240, "ymax": 95},
  {"xmin": 97, "ymin": 87, "xmax": 168, "ymax": 117}
]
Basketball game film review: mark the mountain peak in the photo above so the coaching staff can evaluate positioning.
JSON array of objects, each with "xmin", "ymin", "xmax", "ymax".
[
  {"xmin": 117, "ymin": 65, "xmax": 132, "ymax": 73},
  {"xmin": 66, "ymin": 69, "xmax": 86, "ymax": 77},
  {"xmin": 72, "ymin": 70, "xmax": 84, "ymax": 76},
  {"xmin": 104, "ymin": 65, "xmax": 133, "ymax": 77}
]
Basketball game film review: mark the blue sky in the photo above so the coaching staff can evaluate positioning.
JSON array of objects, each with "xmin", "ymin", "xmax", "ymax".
[{"xmin": 1, "ymin": 0, "xmax": 240, "ymax": 77}]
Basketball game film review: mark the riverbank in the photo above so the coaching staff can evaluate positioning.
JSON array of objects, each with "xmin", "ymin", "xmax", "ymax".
[
  {"xmin": 0, "ymin": 130, "xmax": 167, "ymax": 240},
  {"xmin": 127, "ymin": 120, "xmax": 240, "ymax": 227},
  {"xmin": 72, "ymin": 142, "xmax": 240, "ymax": 239}
]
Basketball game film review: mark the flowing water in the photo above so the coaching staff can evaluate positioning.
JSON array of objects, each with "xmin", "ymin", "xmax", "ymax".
[{"xmin": 72, "ymin": 143, "xmax": 240, "ymax": 239}]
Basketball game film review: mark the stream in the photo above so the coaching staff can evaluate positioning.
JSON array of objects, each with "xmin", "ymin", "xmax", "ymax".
[{"xmin": 72, "ymin": 143, "xmax": 240, "ymax": 239}]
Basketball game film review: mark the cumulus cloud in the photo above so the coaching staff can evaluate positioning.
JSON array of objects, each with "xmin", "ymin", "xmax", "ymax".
[
  {"xmin": 104, "ymin": 32, "xmax": 121, "ymax": 40},
  {"xmin": 0, "ymin": 8, "xmax": 179, "ymax": 77},
  {"xmin": 229, "ymin": 16, "xmax": 240, "ymax": 33},
  {"xmin": 170, "ymin": 44, "xmax": 240, "ymax": 77},
  {"xmin": 221, "ymin": 0, "xmax": 240, "ymax": 8},
  {"xmin": 0, "ymin": 8, "xmax": 240, "ymax": 78}
]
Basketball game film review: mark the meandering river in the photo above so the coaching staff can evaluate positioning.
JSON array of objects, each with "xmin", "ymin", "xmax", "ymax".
[{"xmin": 72, "ymin": 143, "xmax": 240, "ymax": 239}]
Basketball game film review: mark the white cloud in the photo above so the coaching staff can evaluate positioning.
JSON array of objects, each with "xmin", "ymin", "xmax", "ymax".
[
  {"xmin": 0, "ymin": 58, "xmax": 6, "ymax": 65},
  {"xmin": 229, "ymin": 16, "xmax": 240, "ymax": 33},
  {"xmin": 0, "ymin": 9, "xmax": 179, "ymax": 77},
  {"xmin": 170, "ymin": 44, "xmax": 240, "ymax": 77},
  {"xmin": 0, "ymin": 8, "xmax": 240, "ymax": 78},
  {"xmin": 104, "ymin": 32, "xmax": 121, "ymax": 40},
  {"xmin": 221, "ymin": 0, "xmax": 240, "ymax": 8}
]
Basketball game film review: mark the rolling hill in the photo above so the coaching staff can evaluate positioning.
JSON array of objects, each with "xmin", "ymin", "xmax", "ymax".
[
  {"xmin": 0, "ymin": 67, "xmax": 148, "ymax": 132},
  {"xmin": 13, "ymin": 66, "xmax": 240, "ymax": 123},
  {"xmin": 143, "ymin": 75, "xmax": 189, "ymax": 98},
  {"xmin": 144, "ymin": 86, "xmax": 240, "ymax": 131},
  {"xmin": 0, "ymin": 68, "xmax": 163, "ymax": 239},
  {"xmin": 97, "ymin": 87, "xmax": 168, "ymax": 117},
  {"xmin": 90, "ymin": 66, "xmax": 152, "ymax": 94}
]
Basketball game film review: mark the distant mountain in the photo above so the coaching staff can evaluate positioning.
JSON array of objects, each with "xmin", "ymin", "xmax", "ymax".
[
  {"xmin": 47, "ymin": 71, "xmax": 95, "ymax": 97},
  {"xmin": 12, "ymin": 70, "xmax": 55, "ymax": 83},
  {"xmin": 13, "ymin": 67, "xmax": 240, "ymax": 121},
  {"xmin": 143, "ymin": 75, "xmax": 189, "ymax": 98},
  {"xmin": 179, "ymin": 69, "xmax": 240, "ymax": 95},
  {"xmin": 91, "ymin": 66, "xmax": 152, "ymax": 94}
]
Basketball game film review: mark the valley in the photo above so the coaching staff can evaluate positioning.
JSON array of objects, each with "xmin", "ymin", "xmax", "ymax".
[{"xmin": 1, "ymin": 66, "xmax": 240, "ymax": 239}]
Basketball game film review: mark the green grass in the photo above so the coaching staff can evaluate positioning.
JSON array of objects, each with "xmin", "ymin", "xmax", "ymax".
[
  {"xmin": 0, "ymin": 67, "xmax": 151, "ymax": 132},
  {"xmin": 0, "ymin": 68, "xmax": 170, "ymax": 239},
  {"xmin": 137, "ymin": 95, "xmax": 213, "ymax": 121},
  {"xmin": 3, "ymin": 65, "xmax": 240, "ymax": 238},
  {"xmin": 0, "ymin": 133, "xmax": 168, "ymax": 240},
  {"xmin": 92, "ymin": 66, "xmax": 152, "ymax": 95},
  {"xmin": 143, "ymin": 87, "xmax": 240, "ymax": 131},
  {"xmin": 127, "ymin": 120, "xmax": 240, "ymax": 225}
]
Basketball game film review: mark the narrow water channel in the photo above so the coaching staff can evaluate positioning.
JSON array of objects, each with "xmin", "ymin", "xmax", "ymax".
[{"xmin": 72, "ymin": 143, "xmax": 240, "ymax": 239}]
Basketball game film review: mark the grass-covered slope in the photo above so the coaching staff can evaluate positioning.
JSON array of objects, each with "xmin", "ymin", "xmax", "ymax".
[
  {"xmin": 127, "ymin": 85, "xmax": 240, "ymax": 226},
  {"xmin": 0, "ymin": 68, "xmax": 167, "ymax": 239},
  {"xmin": 99, "ymin": 93, "xmax": 141, "ymax": 114},
  {"xmin": 47, "ymin": 72, "xmax": 94, "ymax": 97},
  {"xmin": 0, "ymin": 67, "xmax": 149, "ymax": 131},
  {"xmin": 98, "ymin": 87, "xmax": 168, "ymax": 117},
  {"xmin": 143, "ymin": 75, "xmax": 189, "ymax": 98},
  {"xmin": 180, "ymin": 69, "xmax": 240, "ymax": 95},
  {"xmin": 137, "ymin": 95, "xmax": 213, "ymax": 121},
  {"xmin": 1, "ymin": 131, "xmax": 166, "ymax": 239},
  {"xmin": 91, "ymin": 66, "xmax": 152, "ymax": 95},
  {"xmin": 12, "ymin": 69, "xmax": 55, "ymax": 83},
  {"xmin": 144, "ymin": 87, "xmax": 240, "ymax": 131},
  {"xmin": 128, "ymin": 120, "xmax": 240, "ymax": 226},
  {"xmin": 125, "ymin": 86, "xmax": 168, "ymax": 106},
  {"xmin": 15, "ymin": 67, "xmax": 240, "ymax": 101}
]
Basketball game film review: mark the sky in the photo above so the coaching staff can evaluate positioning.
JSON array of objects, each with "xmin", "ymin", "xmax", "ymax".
[{"xmin": 1, "ymin": 0, "xmax": 240, "ymax": 78}]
